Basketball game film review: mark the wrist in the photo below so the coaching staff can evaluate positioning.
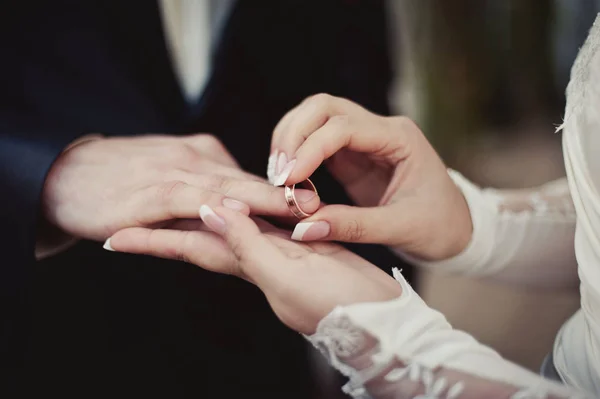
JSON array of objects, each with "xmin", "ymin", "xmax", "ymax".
[
  {"xmin": 441, "ymin": 183, "xmax": 474, "ymax": 259},
  {"xmin": 397, "ymin": 169, "xmax": 496, "ymax": 271},
  {"xmin": 36, "ymin": 134, "xmax": 103, "ymax": 259}
]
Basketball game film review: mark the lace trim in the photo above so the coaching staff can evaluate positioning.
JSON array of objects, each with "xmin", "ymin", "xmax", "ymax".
[
  {"xmin": 307, "ymin": 268, "xmax": 585, "ymax": 399},
  {"xmin": 491, "ymin": 179, "xmax": 575, "ymax": 219}
]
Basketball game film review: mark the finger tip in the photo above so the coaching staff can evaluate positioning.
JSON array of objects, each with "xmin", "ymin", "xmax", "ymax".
[
  {"xmin": 199, "ymin": 204, "xmax": 214, "ymax": 218},
  {"xmin": 103, "ymin": 237, "xmax": 115, "ymax": 251},
  {"xmin": 291, "ymin": 220, "xmax": 331, "ymax": 241},
  {"xmin": 294, "ymin": 190, "xmax": 321, "ymax": 214}
]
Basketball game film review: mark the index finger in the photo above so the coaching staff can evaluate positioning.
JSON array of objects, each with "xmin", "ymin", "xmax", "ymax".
[{"xmin": 271, "ymin": 93, "xmax": 348, "ymax": 155}]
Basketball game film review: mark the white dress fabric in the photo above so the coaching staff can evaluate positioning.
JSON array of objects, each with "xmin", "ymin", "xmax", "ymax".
[{"xmin": 307, "ymin": 14, "xmax": 600, "ymax": 399}]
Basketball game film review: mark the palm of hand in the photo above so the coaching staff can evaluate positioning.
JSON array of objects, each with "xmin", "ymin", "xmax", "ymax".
[{"xmin": 240, "ymin": 220, "xmax": 402, "ymax": 335}]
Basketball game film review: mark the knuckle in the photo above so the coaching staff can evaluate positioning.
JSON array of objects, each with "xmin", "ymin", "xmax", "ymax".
[
  {"xmin": 155, "ymin": 180, "xmax": 188, "ymax": 204},
  {"xmin": 264, "ymin": 184, "xmax": 286, "ymax": 210},
  {"xmin": 308, "ymin": 93, "xmax": 333, "ymax": 108},
  {"xmin": 166, "ymin": 143, "xmax": 197, "ymax": 165},
  {"xmin": 201, "ymin": 135, "xmax": 226, "ymax": 153},
  {"xmin": 133, "ymin": 156, "xmax": 156, "ymax": 171},
  {"xmin": 228, "ymin": 235, "xmax": 246, "ymax": 263},
  {"xmin": 385, "ymin": 116, "xmax": 419, "ymax": 149},
  {"xmin": 204, "ymin": 174, "xmax": 231, "ymax": 193},
  {"xmin": 390, "ymin": 115, "xmax": 418, "ymax": 132},
  {"xmin": 179, "ymin": 143, "xmax": 200, "ymax": 161},
  {"xmin": 328, "ymin": 114, "xmax": 350, "ymax": 131},
  {"xmin": 176, "ymin": 231, "xmax": 194, "ymax": 264},
  {"xmin": 328, "ymin": 115, "xmax": 351, "ymax": 144},
  {"xmin": 341, "ymin": 219, "xmax": 366, "ymax": 242}
]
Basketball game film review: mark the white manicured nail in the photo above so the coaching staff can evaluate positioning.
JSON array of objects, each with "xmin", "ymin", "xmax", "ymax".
[
  {"xmin": 267, "ymin": 150, "xmax": 278, "ymax": 184},
  {"xmin": 276, "ymin": 152, "xmax": 288, "ymax": 175},
  {"xmin": 291, "ymin": 221, "xmax": 330, "ymax": 241},
  {"xmin": 199, "ymin": 205, "xmax": 226, "ymax": 234},
  {"xmin": 103, "ymin": 238, "xmax": 115, "ymax": 251},
  {"xmin": 273, "ymin": 160, "xmax": 296, "ymax": 186}
]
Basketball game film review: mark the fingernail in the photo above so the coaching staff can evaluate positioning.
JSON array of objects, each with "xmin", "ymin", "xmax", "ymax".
[
  {"xmin": 293, "ymin": 189, "xmax": 317, "ymax": 203},
  {"xmin": 276, "ymin": 152, "xmax": 288, "ymax": 175},
  {"xmin": 267, "ymin": 150, "xmax": 279, "ymax": 184},
  {"xmin": 199, "ymin": 205, "xmax": 226, "ymax": 234},
  {"xmin": 222, "ymin": 198, "xmax": 246, "ymax": 211},
  {"xmin": 291, "ymin": 221, "xmax": 330, "ymax": 241},
  {"xmin": 273, "ymin": 159, "xmax": 296, "ymax": 187},
  {"xmin": 103, "ymin": 238, "xmax": 115, "ymax": 251}
]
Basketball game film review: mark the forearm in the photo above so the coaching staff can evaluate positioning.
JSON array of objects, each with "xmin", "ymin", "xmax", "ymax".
[{"xmin": 396, "ymin": 170, "xmax": 578, "ymax": 290}]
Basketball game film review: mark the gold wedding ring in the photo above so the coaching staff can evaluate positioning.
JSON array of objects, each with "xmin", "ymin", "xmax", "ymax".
[{"xmin": 284, "ymin": 179, "xmax": 318, "ymax": 219}]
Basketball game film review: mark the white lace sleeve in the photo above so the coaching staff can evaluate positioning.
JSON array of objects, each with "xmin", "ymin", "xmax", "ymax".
[
  {"xmin": 396, "ymin": 170, "xmax": 578, "ymax": 289},
  {"xmin": 307, "ymin": 269, "xmax": 592, "ymax": 399}
]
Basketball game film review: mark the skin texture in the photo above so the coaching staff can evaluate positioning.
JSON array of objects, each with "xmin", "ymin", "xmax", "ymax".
[
  {"xmin": 42, "ymin": 133, "xmax": 320, "ymax": 243},
  {"xmin": 107, "ymin": 95, "xmax": 474, "ymax": 335},
  {"xmin": 109, "ymin": 206, "xmax": 403, "ymax": 335},
  {"xmin": 271, "ymin": 94, "xmax": 472, "ymax": 261}
]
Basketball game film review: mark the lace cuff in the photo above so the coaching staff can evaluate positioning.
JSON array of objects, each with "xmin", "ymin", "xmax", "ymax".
[{"xmin": 306, "ymin": 269, "xmax": 589, "ymax": 399}]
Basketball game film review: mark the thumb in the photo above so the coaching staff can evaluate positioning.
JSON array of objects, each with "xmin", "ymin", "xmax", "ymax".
[{"xmin": 290, "ymin": 204, "xmax": 402, "ymax": 245}]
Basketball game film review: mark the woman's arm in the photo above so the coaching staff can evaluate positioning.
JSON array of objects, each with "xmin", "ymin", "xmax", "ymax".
[
  {"xmin": 266, "ymin": 94, "xmax": 577, "ymax": 290},
  {"xmin": 308, "ymin": 269, "xmax": 589, "ymax": 399},
  {"xmin": 107, "ymin": 201, "xmax": 591, "ymax": 398},
  {"xmin": 397, "ymin": 172, "xmax": 578, "ymax": 289}
]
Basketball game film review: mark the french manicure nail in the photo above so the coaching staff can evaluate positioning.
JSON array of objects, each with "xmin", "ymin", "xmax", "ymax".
[
  {"xmin": 276, "ymin": 152, "xmax": 288, "ymax": 176},
  {"xmin": 291, "ymin": 221, "xmax": 330, "ymax": 241},
  {"xmin": 222, "ymin": 198, "xmax": 246, "ymax": 211},
  {"xmin": 199, "ymin": 205, "xmax": 226, "ymax": 234},
  {"xmin": 267, "ymin": 150, "xmax": 278, "ymax": 183},
  {"xmin": 273, "ymin": 159, "xmax": 296, "ymax": 186},
  {"xmin": 103, "ymin": 238, "xmax": 115, "ymax": 251}
]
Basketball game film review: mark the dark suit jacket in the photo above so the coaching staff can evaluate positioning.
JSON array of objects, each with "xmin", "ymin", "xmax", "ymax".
[{"xmin": 0, "ymin": 1, "xmax": 411, "ymax": 397}]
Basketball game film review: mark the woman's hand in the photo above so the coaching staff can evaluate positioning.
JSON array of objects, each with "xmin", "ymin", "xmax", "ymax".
[
  {"xmin": 269, "ymin": 94, "xmax": 472, "ymax": 261},
  {"xmin": 107, "ymin": 206, "xmax": 401, "ymax": 335}
]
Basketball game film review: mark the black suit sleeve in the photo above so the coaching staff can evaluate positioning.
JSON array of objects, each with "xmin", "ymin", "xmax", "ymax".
[
  {"xmin": 0, "ymin": 4, "xmax": 85, "ymax": 293},
  {"xmin": 0, "ymin": 113, "xmax": 82, "ymax": 372}
]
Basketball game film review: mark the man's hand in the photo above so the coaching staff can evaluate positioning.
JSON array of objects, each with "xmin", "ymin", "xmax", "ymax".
[{"xmin": 41, "ymin": 134, "xmax": 320, "ymax": 242}]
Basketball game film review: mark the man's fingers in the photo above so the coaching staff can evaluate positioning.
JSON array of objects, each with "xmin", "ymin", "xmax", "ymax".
[
  {"xmin": 198, "ymin": 177, "xmax": 321, "ymax": 217},
  {"xmin": 106, "ymin": 227, "xmax": 239, "ymax": 276},
  {"xmin": 129, "ymin": 176, "xmax": 320, "ymax": 228},
  {"xmin": 130, "ymin": 181, "xmax": 250, "ymax": 224}
]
